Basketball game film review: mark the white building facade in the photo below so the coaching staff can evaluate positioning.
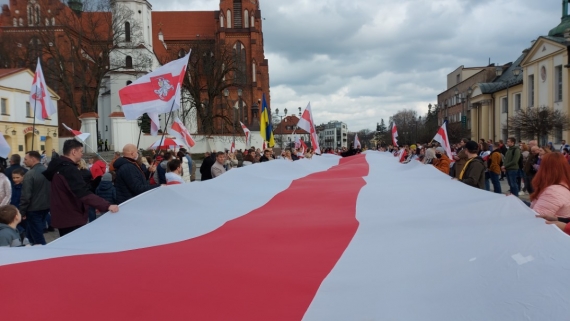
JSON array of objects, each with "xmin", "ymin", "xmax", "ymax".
[{"xmin": 318, "ymin": 121, "xmax": 348, "ymax": 150}]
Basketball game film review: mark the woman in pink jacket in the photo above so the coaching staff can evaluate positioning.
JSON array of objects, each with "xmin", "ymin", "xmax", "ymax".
[{"xmin": 533, "ymin": 152, "xmax": 570, "ymax": 234}]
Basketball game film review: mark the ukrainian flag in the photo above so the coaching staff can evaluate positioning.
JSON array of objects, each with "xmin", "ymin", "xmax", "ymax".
[{"xmin": 259, "ymin": 93, "xmax": 275, "ymax": 148}]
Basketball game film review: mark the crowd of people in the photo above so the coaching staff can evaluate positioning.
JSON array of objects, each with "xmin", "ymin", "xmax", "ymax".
[{"xmin": 382, "ymin": 137, "xmax": 570, "ymax": 235}]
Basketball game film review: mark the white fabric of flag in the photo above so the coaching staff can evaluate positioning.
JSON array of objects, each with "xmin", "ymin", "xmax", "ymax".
[{"xmin": 29, "ymin": 57, "xmax": 56, "ymax": 120}]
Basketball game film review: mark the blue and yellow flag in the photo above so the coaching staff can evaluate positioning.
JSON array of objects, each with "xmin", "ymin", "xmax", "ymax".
[{"xmin": 259, "ymin": 93, "xmax": 275, "ymax": 148}]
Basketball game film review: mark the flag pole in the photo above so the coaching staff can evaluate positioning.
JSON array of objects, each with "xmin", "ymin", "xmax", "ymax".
[
  {"xmin": 148, "ymin": 100, "xmax": 177, "ymax": 181},
  {"xmin": 31, "ymin": 96, "xmax": 38, "ymax": 152},
  {"xmin": 62, "ymin": 126, "xmax": 108, "ymax": 165}
]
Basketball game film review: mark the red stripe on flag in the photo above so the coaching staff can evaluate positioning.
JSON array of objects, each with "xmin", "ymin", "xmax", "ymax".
[{"xmin": 1, "ymin": 155, "xmax": 369, "ymax": 320}]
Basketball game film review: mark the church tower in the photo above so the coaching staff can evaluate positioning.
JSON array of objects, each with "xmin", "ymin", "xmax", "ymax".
[
  {"xmin": 549, "ymin": 0, "xmax": 570, "ymax": 37},
  {"xmin": 217, "ymin": 0, "xmax": 270, "ymax": 131},
  {"xmin": 102, "ymin": 0, "xmax": 160, "ymax": 148}
]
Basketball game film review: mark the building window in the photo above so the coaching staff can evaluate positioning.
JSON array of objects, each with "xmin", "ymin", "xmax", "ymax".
[
  {"xmin": 456, "ymin": 74, "xmax": 460, "ymax": 84},
  {"xmin": 233, "ymin": 42, "xmax": 246, "ymax": 84},
  {"xmin": 554, "ymin": 127, "xmax": 563, "ymax": 144},
  {"xmin": 26, "ymin": 102, "xmax": 32, "ymax": 117},
  {"xmin": 45, "ymin": 17, "xmax": 49, "ymax": 26},
  {"xmin": 19, "ymin": 18, "xmax": 23, "ymax": 26},
  {"xmin": 51, "ymin": 17, "xmax": 55, "ymax": 25},
  {"xmin": 555, "ymin": 65, "xmax": 563, "ymax": 102},
  {"xmin": 252, "ymin": 60, "xmax": 256, "ymax": 82},
  {"xmin": 125, "ymin": 22, "xmax": 131, "ymax": 42},
  {"xmin": 1, "ymin": 98, "xmax": 7, "ymax": 115},
  {"xmin": 528, "ymin": 75, "xmax": 535, "ymax": 107},
  {"xmin": 226, "ymin": 10, "xmax": 231, "ymax": 28},
  {"xmin": 244, "ymin": 10, "xmax": 249, "ymax": 28},
  {"xmin": 514, "ymin": 93, "xmax": 521, "ymax": 111},
  {"xmin": 220, "ymin": 13, "xmax": 224, "ymax": 28},
  {"xmin": 251, "ymin": 14, "xmax": 255, "ymax": 27},
  {"xmin": 126, "ymin": 56, "xmax": 133, "ymax": 68},
  {"xmin": 35, "ymin": 6, "xmax": 40, "ymax": 25},
  {"xmin": 501, "ymin": 97, "xmax": 508, "ymax": 113},
  {"xmin": 233, "ymin": 0, "xmax": 242, "ymax": 28},
  {"xmin": 12, "ymin": 18, "xmax": 17, "ymax": 26}
]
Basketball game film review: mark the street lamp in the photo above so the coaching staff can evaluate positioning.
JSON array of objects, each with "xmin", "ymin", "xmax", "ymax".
[
  {"xmin": 298, "ymin": 107, "xmax": 302, "ymax": 117},
  {"xmin": 274, "ymin": 108, "xmax": 287, "ymax": 149}
]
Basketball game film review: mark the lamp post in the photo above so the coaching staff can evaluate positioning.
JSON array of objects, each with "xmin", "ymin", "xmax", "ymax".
[{"xmin": 274, "ymin": 108, "xmax": 287, "ymax": 149}]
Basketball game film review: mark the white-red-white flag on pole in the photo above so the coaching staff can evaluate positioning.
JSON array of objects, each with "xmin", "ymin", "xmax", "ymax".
[
  {"xmin": 148, "ymin": 112, "xmax": 160, "ymax": 136},
  {"xmin": 230, "ymin": 140, "xmax": 236, "ymax": 153},
  {"xmin": 296, "ymin": 102, "xmax": 321, "ymax": 154},
  {"xmin": 432, "ymin": 121, "xmax": 454, "ymax": 163},
  {"xmin": 0, "ymin": 134, "xmax": 10, "ymax": 159},
  {"xmin": 62, "ymin": 123, "xmax": 90, "ymax": 142},
  {"xmin": 399, "ymin": 148, "xmax": 407, "ymax": 163},
  {"xmin": 391, "ymin": 122, "xmax": 399, "ymax": 147},
  {"xmin": 240, "ymin": 122, "xmax": 250, "ymax": 147},
  {"xmin": 169, "ymin": 117, "xmax": 195, "ymax": 148},
  {"xmin": 119, "ymin": 53, "xmax": 190, "ymax": 120},
  {"xmin": 30, "ymin": 58, "xmax": 56, "ymax": 121},
  {"xmin": 353, "ymin": 133, "xmax": 361, "ymax": 149},
  {"xmin": 262, "ymin": 141, "xmax": 267, "ymax": 150}
]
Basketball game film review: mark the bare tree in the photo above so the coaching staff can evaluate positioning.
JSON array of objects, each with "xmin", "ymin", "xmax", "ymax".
[{"xmin": 507, "ymin": 106, "xmax": 570, "ymax": 145}]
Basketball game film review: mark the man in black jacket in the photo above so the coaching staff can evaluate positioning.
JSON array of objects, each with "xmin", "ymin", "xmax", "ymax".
[
  {"xmin": 457, "ymin": 141, "xmax": 485, "ymax": 189},
  {"xmin": 200, "ymin": 152, "xmax": 216, "ymax": 181},
  {"xmin": 114, "ymin": 144, "xmax": 159, "ymax": 204}
]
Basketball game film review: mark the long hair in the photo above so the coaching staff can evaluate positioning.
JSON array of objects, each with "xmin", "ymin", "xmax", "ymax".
[{"xmin": 530, "ymin": 152, "xmax": 570, "ymax": 202}]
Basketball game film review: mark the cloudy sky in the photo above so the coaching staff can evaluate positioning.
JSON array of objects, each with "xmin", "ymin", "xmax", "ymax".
[{"xmin": 0, "ymin": 0, "xmax": 561, "ymax": 131}]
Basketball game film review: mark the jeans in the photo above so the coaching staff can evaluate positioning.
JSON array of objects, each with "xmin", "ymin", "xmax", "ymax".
[
  {"xmin": 506, "ymin": 170, "xmax": 519, "ymax": 197},
  {"xmin": 26, "ymin": 209, "xmax": 49, "ymax": 245},
  {"xmin": 489, "ymin": 172, "xmax": 502, "ymax": 194},
  {"xmin": 517, "ymin": 169, "xmax": 526, "ymax": 192}
]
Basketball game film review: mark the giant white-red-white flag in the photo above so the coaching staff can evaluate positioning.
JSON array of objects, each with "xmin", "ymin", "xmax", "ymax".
[
  {"xmin": 62, "ymin": 123, "xmax": 90, "ymax": 142},
  {"xmin": 30, "ymin": 58, "xmax": 56, "ymax": 121},
  {"xmin": 169, "ymin": 117, "xmax": 195, "ymax": 148},
  {"xmin": 119, "ymin": 53, "xmax": 190, "ymax": 120},
  {"xmin": 392, "ymin": 122, "xmax": 399, "ymax": 147},
  {"xmin": 240, "ymin": 122, "xmax": 251, "ymax": 147},
  {"xmin": 3, "ymin": 153, "xmax": 569, "ymax": 320},
  {"xmin": 296, "ymin": 103, "xmax": 321, "ymax": 154},
  {"xmin": 432, "ymin": 122, "xmax": 453, "ymax": 162}
]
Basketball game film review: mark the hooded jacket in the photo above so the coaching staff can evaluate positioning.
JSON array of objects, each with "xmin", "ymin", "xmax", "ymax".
[
  {"xmin": 19, "ymin": 163, "xmax": 50, "ymax": 216},
  {"xmin": 0, "ymin": 223, "xmax": 29, "ymax": 247},
  {"xmin": 43, "ymin": 156, "xmax": 111, "ymax": 229},
  {"xmin": 95, "ymin": 180, "xmax": 116, "ymax": 204},
  {"xmin": 114, "ymin": 157, "xmax": 158, "ymax": 204},
  {"xmin": 460, "ymin": 156, "xmax": 486, "ymax": 189}
]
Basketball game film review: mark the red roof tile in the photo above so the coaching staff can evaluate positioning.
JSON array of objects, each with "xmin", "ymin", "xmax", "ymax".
[{"xmin": 0, "ymin": 68, "xmax": 27, "ymax": 79}]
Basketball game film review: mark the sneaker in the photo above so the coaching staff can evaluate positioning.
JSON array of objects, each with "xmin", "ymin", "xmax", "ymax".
[{"xmin": 519, "ymin": 191, "xmax": 526, "ymax": 196}]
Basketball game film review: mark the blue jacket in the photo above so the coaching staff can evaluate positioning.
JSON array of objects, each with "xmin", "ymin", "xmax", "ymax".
[
  {"xmin": 95, "ymin": 181, "xmax": 116, "ymax": 204},
  {"xmin": 10, "ymin": 183, "xmax": 22, "ymax": 208}
]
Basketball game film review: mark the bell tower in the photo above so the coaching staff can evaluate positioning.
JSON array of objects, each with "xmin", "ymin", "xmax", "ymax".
[{"xmin": 549, "ymin": 0, "xmax": 570, "ymax": 36}]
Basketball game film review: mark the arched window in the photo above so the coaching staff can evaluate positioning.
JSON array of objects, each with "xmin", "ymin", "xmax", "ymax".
[
  {"xmin": 220, "ymin": 13, "xmax": 224, "ymax": 28},
  {"xmin": 19, "ymin": 18, "xmax": 23, "ymax": 26},
  {"xmin": 13, "ymin": 18, "xmax": 17, "ymax": 26},
  {"xmin": 126, "ymin": 80, "xmax": 132, "ymax": 85},
  {"xmin": 252, "ymin": 60, "xmax": 256, "ymax": 83},
  {"xmin": 125, "ymin": 22, "xmax": 131, "ymax": 42},
  {"xmin": 244, "ymin": 10, "xmax": 249, "ymax": 28},
  {"xmin": 226, "ymin": 10, "xmax": 231, "ymax": 28},
  {"xmin": 233, "ymin": 0, "xmax": 242, "ymax": 28},
  {"xmin": 126, "ymin": 56, "xmax": 133, "ymax": 68},
  {"xmin": 28, "ymin": 6, "xmax": 33, "ymax": 25},
  {"xmin": 251, "ymin": 15, "xmax": 255, "ymax": 28},
  {"xmin": 35, "ymin": 5, "xmax": 40, "ymax": 25},
  {"xmin": 233, "ymin": 42, "xmax": 246, "ymax": 84},
  {"xmin": 45, "ymin": 18, "xmax": 49, "ymax": 26}
]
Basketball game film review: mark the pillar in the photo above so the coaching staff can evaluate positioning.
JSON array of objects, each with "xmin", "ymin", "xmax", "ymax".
[
  {"xmin": 481, "ymin": 102, "xmax": 489, "ymax": 141},
  {"xmin": 109, "ymin": 106, "xmax": 139, "ymax": 152},
  {"xmin": 78, "ymin": 112, "xmax": 99, "ymax": 153}
]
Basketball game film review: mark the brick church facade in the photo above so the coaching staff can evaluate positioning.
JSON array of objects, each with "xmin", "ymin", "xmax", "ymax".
[{"xmin": 0, "ymin": 0, "xmax": 270, "ymax": 147}]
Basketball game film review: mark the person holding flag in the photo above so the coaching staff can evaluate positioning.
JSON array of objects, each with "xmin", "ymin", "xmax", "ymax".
[
  {"xmin": 391, "ymin": 122, "xmax": 399, "ymax": 147},
  {"xmin": 259, "ymin": 93, "xmax": 275, "ymax": 148}
]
